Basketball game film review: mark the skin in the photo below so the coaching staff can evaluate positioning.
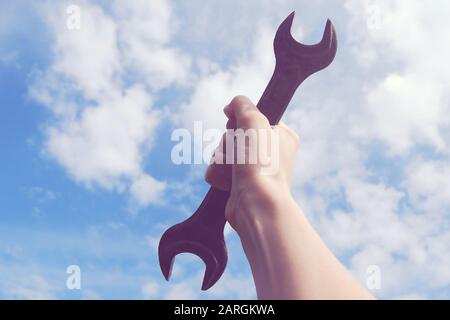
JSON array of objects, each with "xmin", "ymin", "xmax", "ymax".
[{"xmin": 205, "ymin": 95, "xmax": 374, "ymax": 300}]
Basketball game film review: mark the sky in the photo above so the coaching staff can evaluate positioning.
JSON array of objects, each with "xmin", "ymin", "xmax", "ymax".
[{"xmin": 0, "ymin": 0, "xmax": 449, "ymax": 299}]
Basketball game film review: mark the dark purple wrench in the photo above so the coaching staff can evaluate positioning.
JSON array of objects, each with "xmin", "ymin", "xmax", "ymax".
[{"xmin": 159, "ymin": 12, "xmax": 337, "ymax": 290}]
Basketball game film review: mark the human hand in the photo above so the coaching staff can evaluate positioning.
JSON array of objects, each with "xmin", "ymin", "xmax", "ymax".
[{"xmin": 205, "ymin": 96, "xmax": 300, "ymax": 234}]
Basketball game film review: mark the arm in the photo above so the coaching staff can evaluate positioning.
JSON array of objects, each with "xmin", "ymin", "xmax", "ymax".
[
  {"xmin": 237, "ymin": 192, "xmax": 373, "ymax": 300},
  {"xmin": 206, "ymin": 96, "xmax": 374, "ymax": 300}
]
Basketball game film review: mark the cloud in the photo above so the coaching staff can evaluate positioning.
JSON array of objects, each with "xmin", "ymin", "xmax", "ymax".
[
  {"xmin": 113, "ymin": 0, "xmax": 191, "ymax": 89},
  {"xmin": 162, "ymin": 279, "xmax": 198, "ymax": 300},
  {"xmin": 141, "ymin": 280, "xmax": 160, "ymax": 299},
  {"xmin": 44, "ymin": 85, "xmax": 159, "ymax": 191},
  {"xmin": 178, "ymin": 24, "xmax": 275, "ymax": 133},
  {"xmin": 29, "ymin": 0, "xmax": 190, "ymax": 207},
  {"xmin": 3, "ymin": 275, "xmax": 55, "ymax": 300},
  {"xmin": 345, "ymin": 0, "xmax": 450, "ymax": 155},
  {"xmin": 404, "ymin": 158, "xmax": 450, "ymax": 214},
  {"xmin": 207, "ymin": 273, "xmax": 255, "ymax": 299},
  {"xmin": 48, "ymin": 2, "xmax": 121, "ymax": 101},
  {"xmin": 130, "ymin": 174, "xmax": 166, "ymax": 207}
]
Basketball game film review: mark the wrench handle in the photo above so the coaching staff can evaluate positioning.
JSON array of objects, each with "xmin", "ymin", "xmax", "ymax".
[
  {"xmin": 257, "ymin": 65, "xmax": 306, "ymax": 125},
  {"xmin": 190, "ymin": 187, "xmax": 229, "ymax": 231}
]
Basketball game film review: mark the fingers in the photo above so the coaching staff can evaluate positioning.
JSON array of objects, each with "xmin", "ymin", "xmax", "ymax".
[
  {"xmin": 205, "ymin": 133, "xmax": 232, "ymax": 191},
  {"xmin": 226, "ymin": 119, "xmax": 236, "ymax": 130},
  {"xmin": 205, "ymin": 163, "xmax": 231, "ymax": 191},
  {"xmin": 224, "ymin": 96, "xmax": 270, "ymax": 131},
  {"xmin": 206, "ymin": 97, "xmax": 301, "ymax": 191}
]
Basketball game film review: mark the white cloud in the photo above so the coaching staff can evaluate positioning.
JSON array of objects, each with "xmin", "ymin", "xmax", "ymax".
[
  {"xmin": 365, "ymin": 73, "xmax": 446, "ymax": 153},
  {"xmin": 178, "ymin": 24, "xmax": 275, "ymax": 133},
  {"xmin": 345, "ymin": 0, "xmax": 450, "ymax": 155},
  {"xmin": 163, "ymin": 281, "xmax": 198, "ymax": 300},
  {"xmin": 405, "ymin": 158, "xmax": 450, "ymax": 213},
  {"xmin": 4, "ymin": 275, "xmax": 55, "ymax": 300},
  {"xmin": 48, "ymin": 2, "xmax": 121, "ymax": 101},
  {"xmin": 45, "ymin": 85, "xmax": 159, "ymax": 191},
  {"xmin": 130, "ymin": 174, "xmax": 166, "ymax": 207},
  {"xmin": 29, "ymin": 1, "xmax": 191, "ymax": 207},
  {"xmin": 113, "ymin": 0, "xmax": 191, "ymax": 89},
  {"xmin": 141, "ymin": 280, "xmax": 160, "ymax": 299},
  {"xmin": 207, "ymin": 273, "xmax": 255, "ymax": 299}
]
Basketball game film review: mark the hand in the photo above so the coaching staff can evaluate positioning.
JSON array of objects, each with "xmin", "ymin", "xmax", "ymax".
[{"xmin": 205, "ymin": 96, "xmax": 300, "ymax": 234}]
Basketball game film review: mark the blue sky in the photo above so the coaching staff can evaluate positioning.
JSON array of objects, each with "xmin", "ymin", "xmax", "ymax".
[{"xmin": 1, "ymin": 0, "xmax": 450, "ymax": 299}]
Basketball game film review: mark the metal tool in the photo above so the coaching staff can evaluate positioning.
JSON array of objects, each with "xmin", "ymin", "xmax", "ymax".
[{"xmin": 159, "ymin": 11, "xmax": 338, "ymax": 290}]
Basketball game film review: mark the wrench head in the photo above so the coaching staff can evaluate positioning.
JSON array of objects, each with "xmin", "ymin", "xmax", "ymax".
[
  {"xmin": 274, "ymin": 12, "xmax": 337, "ymax": 78},
  {"xmin": 158, "ymin": 221, "xmax": 228, "ymax": 291}
]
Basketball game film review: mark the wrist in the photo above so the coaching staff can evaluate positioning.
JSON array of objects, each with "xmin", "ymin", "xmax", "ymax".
[
  {"xmin": 231, "ymin": 191, "xmax": 309, "ymax": 299},
  {"xmin": 231, "ymin": 186, "xmax": 300, "ymax": 235}
]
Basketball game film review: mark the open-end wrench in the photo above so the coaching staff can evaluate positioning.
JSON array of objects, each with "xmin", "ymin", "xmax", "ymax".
[{"xmin": 159, "ymin": 12, "xmax": 338, "ymax": 290}]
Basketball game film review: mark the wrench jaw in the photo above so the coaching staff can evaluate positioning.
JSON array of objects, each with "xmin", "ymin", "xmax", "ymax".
[
  {"xmin": 158, "ymin": 224, "xmax": 228, "ymax": 290},
  {"xmin": 274, "ymin": 12, "xmax": 338, "ymax": 78},
  {"xmin": 305, "ymin": 19, "xmax": 337, "ymax": 73},
  {"xmin": 200, "ymin": 243, "xmax": 228, "ymax": 290}
]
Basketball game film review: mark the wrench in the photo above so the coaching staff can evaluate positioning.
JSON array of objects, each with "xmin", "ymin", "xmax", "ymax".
[{"xmin": 159, "ymin": 12, "xmax": 337, "ymax": 290}]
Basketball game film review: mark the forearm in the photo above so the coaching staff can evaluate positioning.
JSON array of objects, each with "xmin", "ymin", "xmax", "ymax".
[{"xmin": 236, "ymin": 194, "xmax": 374, "ymax": 300}]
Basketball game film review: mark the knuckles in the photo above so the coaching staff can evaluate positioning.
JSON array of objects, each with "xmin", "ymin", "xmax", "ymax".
[{"xmin": 229, "ymin": 95, "xmax": 253, "ymax": 109}]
